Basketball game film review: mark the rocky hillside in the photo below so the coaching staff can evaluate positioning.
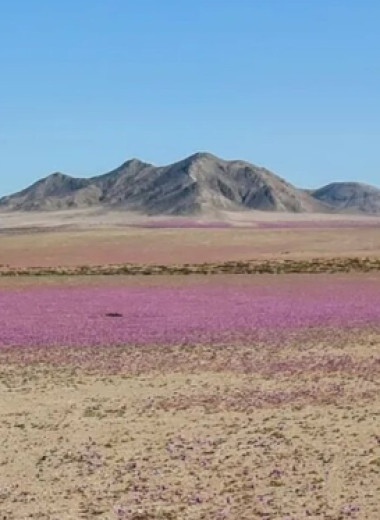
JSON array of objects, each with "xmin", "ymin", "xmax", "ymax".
[
  {"xmin": 1, "ymin": 153, "xmax": 377, "ymax": 215},
  {"xmin": 312, "ymin": 182, "xmax": 380, "ymax": 214}
]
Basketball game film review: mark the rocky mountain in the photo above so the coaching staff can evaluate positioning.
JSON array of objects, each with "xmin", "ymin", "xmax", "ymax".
[
  {"xmin": 311, "ymin": 182, "xmax": 380, "ymax": 214},
  {"xmin": 0, "ymin": 153, "xmax": 377, "ymax": 215}
]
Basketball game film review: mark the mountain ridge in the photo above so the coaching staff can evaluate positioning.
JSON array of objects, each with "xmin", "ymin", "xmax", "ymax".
[
  {"xmin": 311, "ymin": 182, "xmax": 380, "ymax": 214},
  {"xmin": 1, "ymin": 153, "xmax": 379, "ymax": 215}
]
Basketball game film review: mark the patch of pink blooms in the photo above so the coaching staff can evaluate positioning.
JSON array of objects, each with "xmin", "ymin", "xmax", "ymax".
[
  {"xmin": 134, "ymin": 219, "xmax": 231, "ymax": 229},
  {"xmin": 1, "ymin": 278, "xmax": 380, "ymax": 348}
]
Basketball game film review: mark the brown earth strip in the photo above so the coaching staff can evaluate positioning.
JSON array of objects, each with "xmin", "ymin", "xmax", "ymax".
[
  {"xmin": 1, "ymin": 225, "xmax": 380, "ymax": 268},
  {"xmin": 1, "ymin": 256, "xmax": 380, "ymax": 277}
]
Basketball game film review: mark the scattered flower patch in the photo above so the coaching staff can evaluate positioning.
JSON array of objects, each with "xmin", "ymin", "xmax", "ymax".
[{"xmin": 1, "ymin": 278, "xmax": 380, "ymax": 348}]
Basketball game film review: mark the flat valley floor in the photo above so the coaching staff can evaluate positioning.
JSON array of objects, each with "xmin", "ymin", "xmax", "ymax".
[
  {"xmin": 0, "ymin": 214, "xmax": 379, "ymax": 519},
  {"xmin": 0, "ymin": 210, "xmax": 380, "ymax": 267}
]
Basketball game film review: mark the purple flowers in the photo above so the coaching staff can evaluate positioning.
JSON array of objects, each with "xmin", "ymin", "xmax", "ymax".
[
  {"xmin": 341, "ymin": 504, "xmax": 361, "ymax": 516},
  {"xmin": 0, "ymin": 277, "xmax": 380, "ymax": 349}
]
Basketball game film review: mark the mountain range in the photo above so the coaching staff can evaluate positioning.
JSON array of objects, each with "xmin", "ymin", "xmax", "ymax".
[{"xmin": 1, "ymin": 152, "xmax": 379, "ymax": 215}]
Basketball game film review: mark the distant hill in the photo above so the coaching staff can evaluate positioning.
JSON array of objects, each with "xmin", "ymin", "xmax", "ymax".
[
  {"xmin": 311, "ymin": 182, "xmax": 380, "ymax": 214},
  {"xmin": 0, "ymin": 153, "xmax": 378, "ymax": 215}
]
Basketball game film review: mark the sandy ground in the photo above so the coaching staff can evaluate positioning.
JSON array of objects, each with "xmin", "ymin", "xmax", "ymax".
[
  {"xmin": 1, "ymin": 328, "xmax": 379, "ymax": 519},
  {"xmin": 1, "ymin": 208, "xmax": 380, "ymax": 230},
  {"xmin": 1, "ymin": 271, "xmax": 380, "ymax": 290},
  {"xmin": 1, "ymin": 225, "xmax": 380, "ymax": 268},
  {"xmin": 0, "ymin": 208, "xmax": 379, "ymax": 267},
  {"xmin": 1, "ymin": 210, "xmax": 379, "ymax": 519}
]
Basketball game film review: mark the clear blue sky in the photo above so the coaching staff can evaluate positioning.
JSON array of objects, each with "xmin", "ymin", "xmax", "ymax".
[{"xmin": 1, "ymin": 0, "xmax": 379, "ymax": 195}]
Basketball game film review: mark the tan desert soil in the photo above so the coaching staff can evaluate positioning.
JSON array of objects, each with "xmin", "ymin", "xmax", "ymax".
[
  {"xmin": 1, "ymin": 328, "xmax": 379, "ymax": 519},
  {"xmin": 0, "ymin": 271, "xmax": 380, "ymax": 289},
  {"xmin": 1, "ymin": 210, "xmax": 379, "ymax": 518},
  {"xmin": 0, "ymin": 210, "xmax": 379, "ymax": 268}
]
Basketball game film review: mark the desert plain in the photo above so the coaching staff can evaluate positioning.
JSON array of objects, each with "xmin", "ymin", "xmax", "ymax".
[{"xmin": 0, "ymin": 210, "xmax": 380, "ymax": 519}]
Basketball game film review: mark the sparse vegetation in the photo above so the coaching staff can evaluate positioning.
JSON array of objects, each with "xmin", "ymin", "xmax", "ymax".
[
  {"xmin": 1, "ymin": 256, "xmax": 380, "ymax": 277},
  {"xmin": 1, "ymin": 325, "xmax": 379, "ymax": 519},
  {"xmin": 1, "ymin": 224, "xmax": 379, "ymax": 519}
]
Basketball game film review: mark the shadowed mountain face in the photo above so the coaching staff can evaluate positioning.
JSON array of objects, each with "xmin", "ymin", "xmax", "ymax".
[
  {"xmin": 311, "ymin": 182, "xmax": 380, "ymax": 214},
  {"xmin": 0, "ymin": 153, "xmax": 377, "ymax": 214}
]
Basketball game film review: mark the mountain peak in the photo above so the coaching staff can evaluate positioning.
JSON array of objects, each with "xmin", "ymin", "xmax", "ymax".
[
  {"xmin": 312, "ymin": 181, "xmax": 380, "ymax": 213},
  {"xmin": 186, "ymin": 152, "xmax": 220, "ymax": 162},
  {"xmin": 1, "ymin": 154, "xmax": 379, "ymax": 215},
  {"xmin": 45, "ymin": 172, "xmax": 72, "ymax": 181},
  {"xmin": 121, "ymin": 158, "xmax": 151, "ymax": 168}
]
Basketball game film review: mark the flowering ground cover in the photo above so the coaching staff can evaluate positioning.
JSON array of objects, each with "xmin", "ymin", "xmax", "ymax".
[
  {"xmin": 133, "ymin": 219, "xmax": 232, "ymax": 228},
  {"xmin": 0, "ymin": 274, "xmax": 379, "ymax": 519},
  {"xmin": 1, "ymin": 275, "xmax": 380, "ymax": 350}
]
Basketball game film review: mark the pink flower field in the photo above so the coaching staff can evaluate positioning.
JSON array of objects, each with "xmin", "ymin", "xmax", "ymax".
[
  {"xmin": 1, "ymin": 276, "xmax": 380, "ymax": 349},
  {"xmin": 1, "ymin": 275, "xmax": 380, "ymax": 519}
]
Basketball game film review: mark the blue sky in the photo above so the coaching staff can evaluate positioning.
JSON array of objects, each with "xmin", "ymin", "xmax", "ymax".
[{"xmin": 1, "ymin": 0, "xmax": 379, "ymax": 195}]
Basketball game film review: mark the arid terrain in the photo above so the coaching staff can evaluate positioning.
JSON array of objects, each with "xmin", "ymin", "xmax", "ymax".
[
  {"xmin": 3, "ymin": 0, "xmax": 380, "ymax": 517},
  {"xmin": 0, "ymin": 210, "xmax": 380, "ymax": 268},
  {"xmin": 0, "ymin": 213, "xmax": 379, "ymax": 519},
  {"xmin": 1, "ymin": 332, "xmax": 379, "ymax": 520}
]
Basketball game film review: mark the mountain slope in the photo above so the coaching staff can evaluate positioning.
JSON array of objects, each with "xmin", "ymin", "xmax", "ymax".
[
  {"xmin": 312, "ymin": 182, "xmax": 380, "ymax": 214},
  {"xmin": 0, "ymin": 173, "xmax": 98, "ymax": 211},
  {"xmin": 0, "ymin": 153, "xmax": 355, "ymax": 215}
]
